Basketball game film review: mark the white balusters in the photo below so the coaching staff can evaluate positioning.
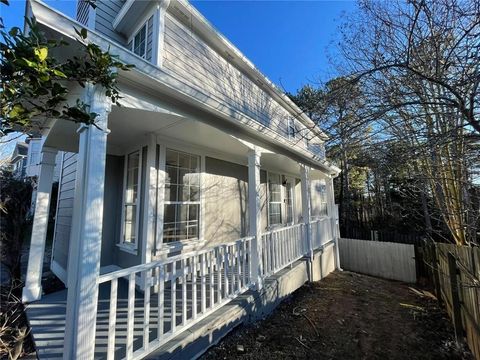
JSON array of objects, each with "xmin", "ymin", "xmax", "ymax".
[
  {"xmin": 106, "ymin": 278, "xmax": 117, "ymax": 360},
  {"xmin": 191, "ymin": 256, "xmax": 197, "ymax": 320},
  {"xmin": 96, "ymin": 236, "xmax": 255, "ymax": 360},
  {"xmin": 126, "ymin": 273, "xmax": 135, "ymax": 359},
  {"xmin": 143, "ymin": 269, "xmax": 151, "ymax": 351}
]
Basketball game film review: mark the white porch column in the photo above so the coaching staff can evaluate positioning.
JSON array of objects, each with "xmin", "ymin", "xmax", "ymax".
[
  {"xmin": 326, "ymin": 177, "xmax": 341, "ymax": 270},
  {"xmin": 141, "ymin": 134, "xmax": 158, "ymax": 266},
  {"xmin": 63, "ymin": 85, "xmax": 111, "ymax": 360},
  {"xmin": 300, "ymin": 165, "xmax": 313, "ymax": 258},
  {"xmin": 248, "ymin": 149, "xmax": 263, "ymax": 290},
  {"xmin": 22, "ymin": 147, "xmax": 58, "ymax": 303}
]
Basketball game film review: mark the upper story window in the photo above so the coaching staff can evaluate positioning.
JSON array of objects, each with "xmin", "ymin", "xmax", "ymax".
[
  {"xmin": 163, "ymin": 149, "xmax": 201, "ymax": 243},
  {"xmin": 287, "ymin": 118, "xmax": 298, "ymax": 140},
  {"xmin": 121, "ymin": 150, "xmax": 141, "ymax": 249},
  {"xmin": 133, "ymin": 23, "xmax": 147, "ymax": 59}
]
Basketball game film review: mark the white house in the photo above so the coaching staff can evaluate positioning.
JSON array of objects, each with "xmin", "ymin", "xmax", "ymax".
[
  {"xmin": 8, "ymin": 141, "xmax": 28, "ymax": 179},
  {"xmin": 22, "ymin": 1, "xmax": 341, "ymax": 359}
]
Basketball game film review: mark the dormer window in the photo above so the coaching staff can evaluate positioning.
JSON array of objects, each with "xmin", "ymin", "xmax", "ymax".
[{"xmin": 133, "ymin": 23, "xmax": 147, "ymax": 58}]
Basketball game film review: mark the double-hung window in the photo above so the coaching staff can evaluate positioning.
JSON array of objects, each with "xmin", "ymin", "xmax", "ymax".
[
  {"xmin": 132, "ymin": 23, "xmax": 147, "ymax": 59},
  {"xmin": 287, "ymin": 118, "xmax": 298, "ymax": 140},
  {"xmin": 163, "ymin": 149, "xmax": 201, "ymax": 243},
  {"xmin": 122, "ymin": 150, "xmax": 141, "ymax": 248},
  {"xmin": 315, "ymin": 181, "xmax": 328, "ymax": 217},
  {"xmin": 268, "ymin": 173, "xmax": 283, "ymax": 226}
]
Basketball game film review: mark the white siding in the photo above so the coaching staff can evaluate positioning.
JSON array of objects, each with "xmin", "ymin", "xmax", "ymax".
[
  {"xmin": 51, "ymin": 152, "xmax": 77, "ymax": 273},
  {"xmin": 94, "ymin": 0, "xmax": 126, "ymax": 45},
  {"xmin": 163, "ymin": 14, "xmax": 300, "ymax": 144}
]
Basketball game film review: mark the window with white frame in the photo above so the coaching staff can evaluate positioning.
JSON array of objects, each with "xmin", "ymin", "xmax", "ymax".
[
  {"xmin": 122, "ymin": 150, "xmax": 141, "ymax": 247},
  {"xmin": 132, "ymin": 23, "xmax": 147, "ymax": 59},
  {"xmin": 315, "ymin": 181, "xmax": 328, "ymax": 217},
  {"xmin": 268, "ymin": 173, "xmax": 283, "ymax": 226},
  {"xmin": 287, "ymin": 118, "xmax": 298, "ymax": 140},
  {"xmin": 284, "ymin": 178, "xmax": 294, "ymax": 224},
  {"xmin": 163, "ymin": 149, "xmax": 201, "ymax": 243},
  {"xmin": 28, "ymin": 141, "xmax": 40, "ymax": 166}
]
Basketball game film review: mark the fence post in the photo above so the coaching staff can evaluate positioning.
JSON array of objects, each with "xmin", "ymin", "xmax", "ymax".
[
  {"xmin": 447, "ymin": 252, "xmax": 463, "ymax": 345},
  {"xmin": 430, "ymin": 243, "xmax": 442, "ymax": 305}
]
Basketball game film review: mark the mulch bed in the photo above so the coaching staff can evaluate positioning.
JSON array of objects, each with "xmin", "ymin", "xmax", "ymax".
[{"xmin": 201, "ymin": 271, "xmax": 473, "ymax": 360}]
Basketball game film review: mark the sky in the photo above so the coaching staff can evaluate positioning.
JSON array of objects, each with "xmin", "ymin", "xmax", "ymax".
[{"xmin": 1, "ymin": 0, "xmax": 357, "ymax": 159}]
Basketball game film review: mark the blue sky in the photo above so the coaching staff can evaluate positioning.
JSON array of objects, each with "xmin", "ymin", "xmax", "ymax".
[{"xmin": 1, "ymin": 0, "xmax": 356, "ymax": 159}]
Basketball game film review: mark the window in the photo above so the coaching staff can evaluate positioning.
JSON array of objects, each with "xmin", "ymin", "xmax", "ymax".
[
  {"xmin": 315, "ymin": 181, "xmax": 328, "ymax": 217},
  {"xmin": 287, "ymin": 118, "xmax": 298, "ymax": 140},
  {"xmin": 285, "ymin": 178, "xmax": 294, "ymax": 224},
  {"xmin": 268, "ymin": 173, "xmax": 282, "ymax": 226},
  {"xmin": 122, "ymin": 150, "xmax": 141, "ymax": 247},
  {"xmin": 28, "ymin": 141, "xmax": 40, "ymax": 166},
  {"xmin": 163, "ymin": 149, "xmax": 201, "ymax": 243},
  {"xmin": 132, "ymin": 23, "xmax": 147, "ymax": 58}
]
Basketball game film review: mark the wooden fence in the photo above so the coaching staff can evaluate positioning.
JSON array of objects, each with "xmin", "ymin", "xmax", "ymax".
[
  {"xmin": 338, "ymin": 238, "xmax": 416, "ymax": 283},
  {"xmin": 425, "ymin": 243, "xmax": 480, "ymax": 360}
]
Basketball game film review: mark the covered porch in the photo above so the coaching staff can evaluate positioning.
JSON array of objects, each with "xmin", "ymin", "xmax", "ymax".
[{"xmin": 22, "ymin": 83, "xmax": 340, "ymax": 359}]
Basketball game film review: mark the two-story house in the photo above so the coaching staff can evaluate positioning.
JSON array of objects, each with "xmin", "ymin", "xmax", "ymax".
[{"xmin": 22, "ymin": 1, "xmax": 341, "ymax": 359}]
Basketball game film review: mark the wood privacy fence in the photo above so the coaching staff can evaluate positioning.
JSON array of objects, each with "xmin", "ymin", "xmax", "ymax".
[
  {"xmin": 338, "ymin": 238, "xmax": 416, "ymax": 283},
  {"xmin": 425, "ymin": 243, "xmax": 480, "ymax": 360}
]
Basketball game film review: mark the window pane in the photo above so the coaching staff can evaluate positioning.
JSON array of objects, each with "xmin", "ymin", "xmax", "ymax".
[
  {"xmin": 178, "ymin": 152, "xmax": 190, "ymax": 169},
  {"xmin": 166, "ymin": 165, "xmax": 178, "ymax": 185},
  {"xmin": 163, "ymin": 149, "xmax": 201, "ymax": 243},
  {"xmin": 123, "ymin": 151, "xmax": 140, "ymax": 245},
  {"xmin": 133, "ymin": 24, "xmax": 146, "ymax": 58}
]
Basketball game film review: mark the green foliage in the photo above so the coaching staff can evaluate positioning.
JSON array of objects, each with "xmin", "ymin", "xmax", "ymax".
[{"xmin": 0, "ymin": 7, "xmax": 134, "ymax": 136}]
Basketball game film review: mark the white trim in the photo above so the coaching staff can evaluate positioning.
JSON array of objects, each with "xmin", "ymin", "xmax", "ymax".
[
  {"xmin": 199, "ymin": 155, "xmax": 206, "ymax": 242},
  {"xmin": 156, "ymin": 143, "xmax": 167, "ymax": 252},
  {"xmin": 266, "ymin": 171, "xmax": 283, "ymax": 229},
  {"xmin": 49, "ymin": 151, "xmax": 65, "ymax": 274},
  {"xmin": 130, "ymin": 21, "xmax": 148, "ymax": 59},
  {"xmin": 284, "ymin": 175, "xmax": 296, "ymax": 226},
  {"xmin": 141, "ymin": 135, "xmax": 158, "ymax": 267},
  {"xmin": 51, "ymin": 259, "xmax": 67, "ymax": 285},
  {"xmin": 119, "ymin": 148, "xmax": 143, "ymax": 254},
  {"xmin": 112, "ymin": 0, "xmax": 134, "ymax": 29},
  {"xmin": 155, "ymin": 140, "xmax": 209, "ymax": 253}
]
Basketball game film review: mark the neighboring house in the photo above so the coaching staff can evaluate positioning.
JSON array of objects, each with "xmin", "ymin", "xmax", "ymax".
[
  {"xmin": 25, "ymin": 137, "xmax": 63, "ymax": 181},
  {"xmin": 9, "ymin": 142, "xmax": 28, "ymax": 179},
  {"xmin": 22, "ymin": 1, "xmax": 341, "ymax": 359}
]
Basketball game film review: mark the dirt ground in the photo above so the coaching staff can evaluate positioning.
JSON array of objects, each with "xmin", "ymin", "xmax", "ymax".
[{"xmin": 202, "ymin": 271, "xmax": 473, "ymax": 360}]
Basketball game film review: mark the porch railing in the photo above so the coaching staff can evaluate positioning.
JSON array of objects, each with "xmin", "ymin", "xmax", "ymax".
[
  {"xmin": 94, "ymin": 218, "xmax": 335, "ymax": 359},
  {"xmin": 311, "ymin": 217, "xmax": 333, "ymax": 250},
  {"xmin": 96, "ymin": 237, "xmax": 253, "ymax": 360},
  {"xmin": 261, "ymin": 223, "xmax": 307, "ymax": 277}
]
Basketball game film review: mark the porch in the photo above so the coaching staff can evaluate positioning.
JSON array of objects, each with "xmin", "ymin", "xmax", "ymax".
[
  {"xmin": 26, "ymin": 221, "xmax": 338, "ymax": 360},
  {"xmin": 21, "ymin": 78, "xmax": 341, "ymax": 359}
]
